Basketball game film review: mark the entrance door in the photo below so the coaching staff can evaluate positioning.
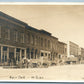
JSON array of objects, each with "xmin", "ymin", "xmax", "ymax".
[
  {"xmin": 2, "ymin": 47, "xmax": 7, "ymax": 64},
  {"xmin": 16, "ymin": 52, "xmax": 20, "ymax": 63},
  {"xmin": 3, "ymin": 51, "xmax": 7, "ymax": 63},
  {"xmin": 9, "ymin": 52, "xmax": 15, "ymax": 66}
]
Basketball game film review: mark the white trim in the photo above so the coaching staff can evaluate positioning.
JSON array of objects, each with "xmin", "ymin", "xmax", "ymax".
[
  {"xmin": 0, "ymin": 2, "xmax": 84, "ymax": 5},
  {"xmin": 0, "ymin": 44, "xmax": 26, "ymax": 49}
]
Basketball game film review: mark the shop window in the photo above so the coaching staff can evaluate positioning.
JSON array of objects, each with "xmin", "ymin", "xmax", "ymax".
[
  {"xmin": 45, "ymin": 53, "xmax": 47, "ymax": 56},
  {"xmin": 16, "ymin": 53, "xmax": 20, "ymax": 61},
  {"xmin": 2, "ymin": 55, "xmax": 4, "ymax": 63},
  {"xmin": 31, "ymin": 52, "xmax": 33, "ymax": 59},
  {"xmin": 48, "ymin": 54, "xmax": 51, "ymax": 60},
  {"xmin": 59, "ymin": 55, "xmax": 61, "ymax": 59},
  {"xmin": 16, "ymin": 48, "xmax": 20, "ymax": 52},
  {"xmin": 41, "ymin": 52, "xmax": 44, "ymax": 57},
  {"xmin": 3, "ymin": 46, "xmax": 7, "ymax": 51},
  {"xmin": 5, "ymin": 56, "xmax": 7, "ymax": 62},
  {"xmin": 27, "ymin": 48, "xmax": 30, "ymax": 59},
  {"xmin": 22, "ymin": 50, "xmax": 24, "ymax": 59}
]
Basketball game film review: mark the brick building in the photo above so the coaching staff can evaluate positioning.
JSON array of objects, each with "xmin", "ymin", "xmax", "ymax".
[
  {"xmin": 0, "ymin": 11, "xmax": 67, "ymax": 67},
  {"xmin": 66, "ymin": 41, "xmax": 80, "ymax": 64},
  {"xmin": 80, "ymin": 48, "xmax": 84, "ymax": 60},
  {"xmin": 79, "ymin": 48, "xmax": 84, "ymax": 63},
  {"xmin": 68, "ymin": 41, "xmax": 79, "ymax": 57}
]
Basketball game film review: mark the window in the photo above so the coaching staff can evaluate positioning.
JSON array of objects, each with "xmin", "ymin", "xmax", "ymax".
[
  {"xmin": 31, "ymin": 35, "xmax": 34, "ymax": 45},
  {"xmin": 35, "ymin": 36, "xmax": 38, "ymax": 46},
  {"xmin": 38, "ymin": 37, "xmax": 40, "ymax": 46},
  {"xmin": 22, "ymin": 50, "xmax": 24, "ymax": 58},
  {"xmin": 20, "ymin": 33, "xmax": 24, "ymax": 43},
  {"xmin": 14, "ymin": 30, "xmax": 18, "ymax": 42},
  {"xmin": 5, "ymin": 56, "xmax": 7, "ymax": 62},
  {"xmin": 45, "ymin": 53, "xmax": 47, "ymax": 56},
  {"xmin": 16, "ymin": 48, "xmax": 20, "ymax": 61},
  {"xmin": 45, "ymin": 39, "xmax": 47, "ymax": 48},
  {"xmin": 48, "ymin": 54, "xmax": 51, "ymax": 60},
  {"xmin": 2, "ymin": 55, "xmax": 4, "ymax": 63},
  {"xmin": 41, "ymin": 52, "xmax": 44, "ymax": 56},
  {"xmin": 5, "ymin": 29, "xmax": 10, "ymax": 40},
  {"xmin": 48, "ymin": 40, "xmax": 50, "ymax": 48},
  {"xmin": 26, "ymin": 34, "xmax": 30, "ymax": 43},
  {"xmin": 41, "ymin": 38, "xmax": 43, "ymax": 47}
]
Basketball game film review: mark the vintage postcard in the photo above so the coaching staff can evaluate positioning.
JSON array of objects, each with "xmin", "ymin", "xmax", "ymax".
[{"xmin": 0, "ymin": 2, "xmax": 84, "ymax": 81}]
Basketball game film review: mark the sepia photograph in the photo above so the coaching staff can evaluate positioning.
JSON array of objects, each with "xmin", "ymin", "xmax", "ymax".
[{"xmin": 0, "ymin": 3, "xmax": 84, "ymax": 81}]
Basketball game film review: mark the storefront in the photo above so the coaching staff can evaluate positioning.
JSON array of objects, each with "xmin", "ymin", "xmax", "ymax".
[{"xmin": 0, "ymin": 44, "xmax": 26, "ymax": 66}]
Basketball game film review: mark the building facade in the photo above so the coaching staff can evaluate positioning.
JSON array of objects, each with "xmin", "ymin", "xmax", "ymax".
[
  {"xmin": 81, "ymin": 48, "xmax": 84, "ymax": 60},
  {"xmin": 67, "ymin": 41, "xmax": 79, "ymax": 57},
  {"xmin": 66, "ymin": 41, "xmax": 80, "ymax": 64},
  {"xmin": 79, "ymin": 48, "xmax": 84, "ymax": 63},
  {"xmin": 0, "ymin": 11, "xmax": 67, "ymax": 67},
  {"xmin": 0, "ymin": 11, "xmax": 28, "ymax": 66}
]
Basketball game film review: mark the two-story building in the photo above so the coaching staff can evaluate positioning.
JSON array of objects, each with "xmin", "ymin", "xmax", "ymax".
[{"xmin": 0, "ymin": 11, "xmax": 67, "ymax": 67}]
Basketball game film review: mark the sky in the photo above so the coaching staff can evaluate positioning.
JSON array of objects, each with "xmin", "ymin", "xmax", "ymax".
[{"xmin": 0, "ymin": 5, "xmax": 84, "ymax": 47}]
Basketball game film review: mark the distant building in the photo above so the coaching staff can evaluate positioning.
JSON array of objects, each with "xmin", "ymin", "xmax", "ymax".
[
  {"xmin": 58, "ymin": 41, "xmax": 67, "ymax": 59},
  {"xmin": 79, "ymin": 48, "xmax": 84, "ymax": 63},
  {"xmin": 67, "ymin": 41, "xmax": 79, "ymax": 57},
  {"xmin": 66, "ymin": 41, "xmax": 80, "ymax": 64},
  {"xmin": 81, "ymin": 48, "xmax": 84, "ymax": 60}
]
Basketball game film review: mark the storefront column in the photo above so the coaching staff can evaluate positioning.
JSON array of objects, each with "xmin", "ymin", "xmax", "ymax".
[
  {"xmin": 33, "ymin": 49, "xmax": 35, "ymax": 59},
  {"xmin": 20, "ymin": 49, "xmax": 22, "ymax": 61},
  {"xmin": 36, "ymin": 51, "xmax": 38, "ymax": 59},
  {"xmin": 24, "ymin": 49, "xmax": 27, "ymax": 58},
  {"xmin": 14, "ymin": 48, "xmax": 16, "ymax": 61},
  {"xmin": 29, "ymin": 49, "xmax": 31, "ymax": 59},
  {"xmin": 38, "ymin": 50, "xmax": 40, "ymax": 59},
  {"xmin": 1, "ymin": 46, "xmax": 3, "ymax": 64},
  {"xmin": 7, "ymin": 47, "xmax": 9, "ymax": 62}
]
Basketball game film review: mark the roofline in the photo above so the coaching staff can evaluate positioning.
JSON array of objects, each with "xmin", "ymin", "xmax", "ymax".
[
  {"xmin": 69, "ymin": 41, "xmax": 79, "ymax": 46},
  {"xmin": 58, "ymin": 41, "xmax": 67, "ymax": 45},
  {"xmin": 0, "ymin": 11, "xmax": 28, "ymax": 26},
  {"xmin": 51, "ymin": 36, "xmax": 58, "ymax": 40}
]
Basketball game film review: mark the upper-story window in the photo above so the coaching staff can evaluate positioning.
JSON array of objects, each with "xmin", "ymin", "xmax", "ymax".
[
  {"xmin": 26, "ymin": 33, "xmax": 30, "ymax": 44},
  {"xmin": 45, "ymin": 39, "xmax": 47, "ymax": 48},
  {"xmin": 14, "ymin": 30, "xmax": 18, "ymax": 42},
  {"xmin": 48, "ymin": 40, "xmax": 50, "ymax": 49},
  {"xmin": 20, "ymin": 33, "xmax": 24, "ymax": 43},
  {"xmin": 38, "ymin": 37, "xmax": 40, "ymax": 46},
  {"xmin": 35, "ymin": 36, "xmax": 38, "ymax": 46},
  {"xmin": 55, "ymin": 42, "xmax": 57, "ymax": 50},
  {"xmin": 41, "ymin": 38, "xmax": 43, "ymax": 47},
  {"xmin": 65, "ymin": 48, "xmax": 67, "ymax": 53},
  {"xmin": 31, "ymin": 35, "xmax": 34, "ymax": 45},
  {"xmin": 0, "ymin": 25, "xmax": 1, "ymax": 38},
  {"xmin": 5, "ymin": 28, "xmax": 10, "ymax": 40}
]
